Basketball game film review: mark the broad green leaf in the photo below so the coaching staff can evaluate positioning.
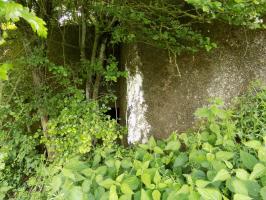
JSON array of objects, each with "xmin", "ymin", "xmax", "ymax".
[
  {"xmin": 195, "ymin": 107, "xmax": 211, "ymax": 119},
  {"xmin": 174, "ymin": 153, "xmax": 189, "ymax": 168},
  {"xmin": 192, "ymin": 169, "xmax": 206, "ymax": 180},
  {"xmin": 157, "ymin": 182, "xmax": 167, "ymax": 189},
  {"xmin": 261, "ymin": 176, "xmax": 266, "ymax": 186},
  {"xmin": 154, "ymin": 146, "xmax": 164, "ymax": 154},
  {"xmin": 0, "ymin": 63, "xmax": 12, "ymax": 80},
  {"xmin": 121, "ymin": 159, "xmax": 132, "ymax": 169},
  {"xmin": 96, "ymin": 166, "xmax": 108, "ymax": 176},
  {"xmin": 167, "ymin": 192, "xmax": 187, "ymax": 200},
  {"xmin": 240, "ymin": 151, "xmax": 258, "ymax": 170},
  {"xmin": 189, "ymin": 150, "xmax": 206, "ymax": 164},
  {"xmin": 82, "ymin": 180, "xmax": 92, "ymax": 193},
  {"xmin": 2, "ymin": 2, "xmax": 47, "ymax": 38},
  {"xmin": 115, "ymin": 160, "xmax": 121, "ymax": 171},
  {"xmin": 184, "ymin": 174, "xmax": 194, "ymax": 186},
  {"xmin": 98, "ymin": 179, "xmax": 115, "ymax": 189},
  {"xmin": 153, "ymin": 170, "xmax": 161, "ymax": 184},
  {"xmin": 165, "ymin": 140, "xmax": 181, "ymax": 151},
  {"xmin": 212, "ymin": 160, "xmax": 227, "ymax": 171},
  {"xmin": 152, "ymin": 190, "xmax": 161, "ymax": 200},
  {"xmin": 116, "ymin": 173, "xmax": 125, "ymax": 183},
  {"xmin": 245, "ymin": 180, "xmax": 261, "ymax": 198},
  {"xmin": 92, "ymin": 154, "xmax": 101, "ymax": 167},
  {"xmin": 249, "ymin": 163, "xmax": 266, "ymax": 180},
  {"xmin": 99, "ymin": 191, "xmax": 109, "ymax": 200},
  {"xmin": 119, "ymin": 194, "xmax": 132, "ymax": 200},
  {"xmin": 212, "ymin": 169, "xmax": 231, "ymax": 182},
  {"xmin": 228, "ymin": 177, "xmax": 261, "ymax": 198},
  {"xmin": 224, "ymin": 160, "xmax": 233, "ymax": 169},
  {"xmin": 4, "ymin": 2, "xmax": 23, "ymax": 21},
  {"xmin": 244, "ymin": 140, "xmax": 262, "ymax": 150},
  {"xmin": 121, "ymin": 183, "xmax": 133, "ymax": 195},
  {"xmin": 139, "ymin": 144, "xmax": 149, "ymax": 150},
  {"xmin": 197, "ymin": 188, "xmax": 222, "ymax": 200},
  {"xmin": 133, "ymin": 160, "xmax": 143, "ymax": 170},
  {"xmin": 141, "ymin": 173, "xmax": 151, "ymax": 187},
  {"xmin": 106, "ymin": 159, "xmax": 115, "ymax": 168},
  {"xmin": 62, "ymin": 169, "xmax": 75, "ymax": 180},
  {"xmin": 141, "ymin": 189, "xmax": 151, "ymax": 200},
  {"xmin": 21, "ymin": 10, "xmax": 47, "ymax": 38},
  {"xmin": 64, "ymin": 157, "xmax": 87, "ymax": 171},
  {"xmin": 188, "ymin": 191, "xmax": 200, "ymax": 200},
  {"xmin": 96, "ymin": 175, "xmax": 104, "ymax": 184},
  {"xmin": 233, "ymin": 194, "xmax": 252, "ymax": 200},
  {"xmin": 226, "ymin": 178, "xmax": 249, "ymax": 195},
  {"xmin": 264, "ymin": 136, "xmax": 266, "ymax": 145},
  {"xmin": 81, "ymin": 168, "xmax": 94, "ymax": 177},
  {"xmin": 258, "ymin": 147, "xmax": 266, "ymax": 162},
  {"xmin": 178, "ymin": 184, "xmax": 190, "ymax": 194},
  {"xmin": 206, "ymin": 153, "xmax": 215, "ymax": 161},
  {"xmin": 261, "ymin": 186, "xmax": 266, "ymax": 200},
  {"xmin": 109, "ymin": 185, "xmax": 118, "ymax": 200},
  {"xmin": 235, "ymin": 169, "xmax": 249, "ymax": 180},
  {"xmin": 122, "ymin": 176, "xmax": 139, "ymax": 190},
  {"xmin": 68, "ymin": 186, "xmax": 83, "ymax": 200},
  {"xmin": 210, "ymin": 124, "xmax": 220, "ymax": 134},
  {"xmin": 195, "ymin": 180, "xmax": 211, "ymax": 188},
  {"xmin": 215, "ymin": 151, "xmax": 234, "ymax": 161},
  {"xmin": 148, "ymin": 136, "xmax": 157, "ymax": 148},
  {"xmin": 50, "ymin": 175, "xmax": 62, "ymax": 193}
]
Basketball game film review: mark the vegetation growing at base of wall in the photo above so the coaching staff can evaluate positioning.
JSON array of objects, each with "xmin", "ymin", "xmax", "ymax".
[
  {"xmin": 1, "ymin": 83, "xmax": 266, "ymax": 200},
  {"xmin": 1, "ymin": 1, "xmax": 266, "ymax": 200}
]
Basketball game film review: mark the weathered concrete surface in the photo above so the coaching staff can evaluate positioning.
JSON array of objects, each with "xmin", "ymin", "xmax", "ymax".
[
  {"xmin": 124, "ymin": 45, "xmax": 151, "ymax": 144},
  {"xmin": 122, "ymin": 25, "xmax": 266, "ymax": 141}
]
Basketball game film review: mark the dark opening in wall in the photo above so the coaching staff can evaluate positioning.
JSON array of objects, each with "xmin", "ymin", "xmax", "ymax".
[{"xmin": 106, "ymin": 107, "xmax": 120, "ymax": 122}]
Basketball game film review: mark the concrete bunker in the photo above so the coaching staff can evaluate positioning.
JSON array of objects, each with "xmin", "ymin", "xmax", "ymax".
[
  {"xmin": 47, "ymin": 24, "xmax": 266, "ymax": 144},
  {"xmin": 121, "ymin": 26, "xmax": 266, "ymax": 143}
]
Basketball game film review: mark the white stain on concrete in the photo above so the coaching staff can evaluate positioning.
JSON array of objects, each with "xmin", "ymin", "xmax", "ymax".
[{"xmin": 126, "ymin": 46, "xmax": 151, "ymax": 144}]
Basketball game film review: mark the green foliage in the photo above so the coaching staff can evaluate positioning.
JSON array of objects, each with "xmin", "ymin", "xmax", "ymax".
[
  {"xmin": 0, "ymin": 102, "xmax": 45, "ymax": 199},
  {"xmin": 0, "ymin": 45, "xmax": 124, "ymax": 198},
  {"xmin": 0, "ymin": 0, "xmax": 47, "ymax": 80},
  {"xmin": 0, "ymin": 0, "xmax": 47, "ymax": 38},
  {"xmin": 1, "ymin": 1, "xmax": 266, "ymax": 199},
  {"xmin": 43, "ymin": 91, "xmax": 124, "ymax": 156},
  {"xmin": 1, "ymin": 86, "xmax": 264, "ymax": 199},
  {"xmin": 185, "ymin": 0, "xmax": 266, "ymax": 29},
  {"xmin": 57, "ymin": 0, "xmax": 266, "ymax": 55},
  {"xmin": 0, "ymin": 63, "xmax": 12, "ymax": 80},
  {"xmin": 234, "ymin": 83, "xmax": 266, "ymax": 140},
  {"xmin": 104, "ymin": 56, "xmax": 128, "ymax": 83}
]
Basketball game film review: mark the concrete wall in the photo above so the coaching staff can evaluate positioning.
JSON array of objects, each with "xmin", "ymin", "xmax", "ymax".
[{"xmin": 121, "ymin": 25, "xmax": 266, "ymax": 143}]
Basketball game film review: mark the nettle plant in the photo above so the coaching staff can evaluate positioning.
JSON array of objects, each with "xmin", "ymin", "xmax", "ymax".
[{"xmin": 37, "ymin": 95, "xmax": 266, "ymax": 200}]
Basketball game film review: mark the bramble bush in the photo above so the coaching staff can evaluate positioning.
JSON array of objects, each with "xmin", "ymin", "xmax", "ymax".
[{"xmin": 2, "ymin": 84, "xmax": 264, "ymax": 200}]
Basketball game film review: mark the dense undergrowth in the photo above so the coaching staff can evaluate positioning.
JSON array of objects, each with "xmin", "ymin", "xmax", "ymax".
[
  {"xmin": 1, "ymin": 83, "xmax": 266, "ymax": 200},
  {"xmin": 1, "ymin": 1, "xmax": 266, "ymax": 199}
]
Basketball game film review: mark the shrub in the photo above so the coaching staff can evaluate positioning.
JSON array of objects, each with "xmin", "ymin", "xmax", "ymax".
[
  {"xmin": 40, "ymin": 91, "xmax": 266, "ymax": 200},
  {"xmin": 2, "ymin": 85, "xmax": 266, "ymax": 199},
  {"xmin": 43, "ymin": 91, "xmax": 124, "ymax": 157}
]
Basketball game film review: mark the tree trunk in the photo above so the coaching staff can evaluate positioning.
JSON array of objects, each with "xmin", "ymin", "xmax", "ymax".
[
  {"xmin": 32, "ymin": 70, "xmax": 54, "ymax": 160},
  {"xmin": 80, "ymin": 6, "xmax": 86, "ymax": 61},
  {"xmin": 92, "ymin": 39, "xmax": 107, "ymax": 100},
  {"xmin": 86, "ymin": 26, "xmax": 100, "ymax": 100}
]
